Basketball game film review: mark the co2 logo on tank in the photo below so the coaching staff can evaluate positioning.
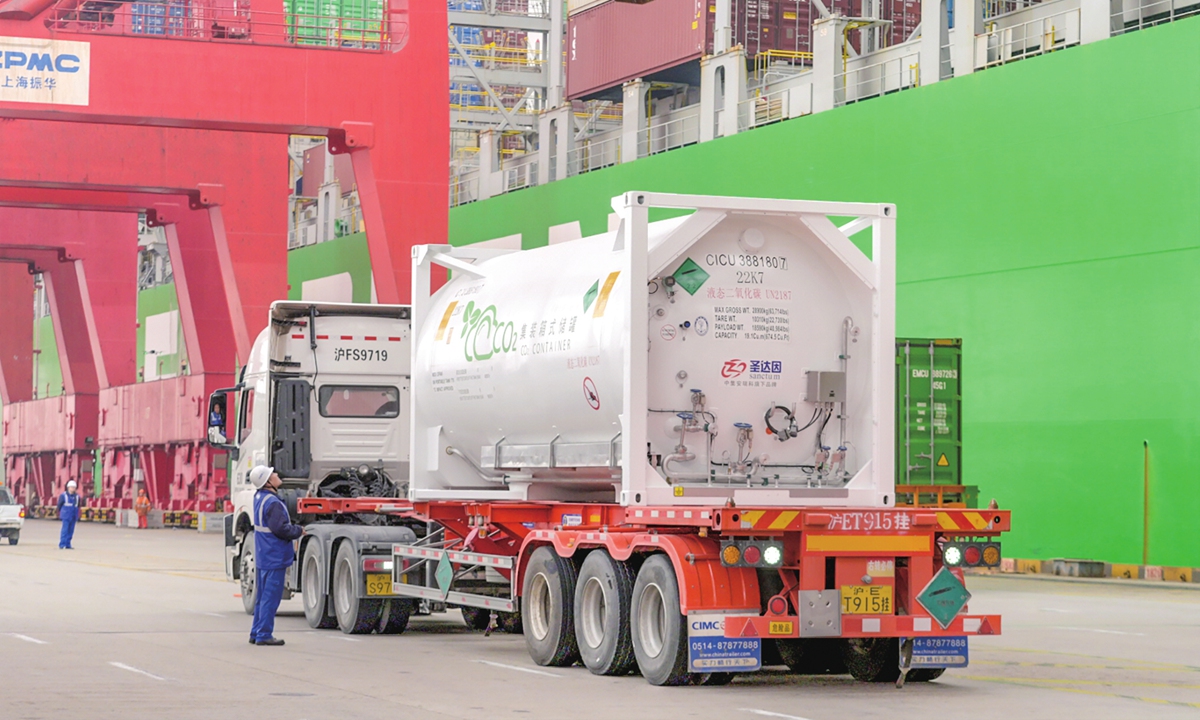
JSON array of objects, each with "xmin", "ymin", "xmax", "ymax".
[
  {"xmin": 460, "ymin": 301, "xmax": 516, "ymax": 362},
  {"xmin": 721, "ymin": 360, "xmax": 748, "ymax": 378}
]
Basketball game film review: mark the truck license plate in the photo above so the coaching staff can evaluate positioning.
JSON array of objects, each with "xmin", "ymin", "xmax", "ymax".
[
  {"xmin": 841, "ymin": 585, "xmax": 892, "ymax": 614},
  {"xmin": 365, "ymin": 573, "xmax": 393, "ymax": 596}
]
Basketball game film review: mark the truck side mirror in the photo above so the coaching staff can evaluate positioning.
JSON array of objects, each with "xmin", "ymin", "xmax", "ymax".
[{"xmin": 206, "ymin": 389, "xmax": 239, "ymax": 460}]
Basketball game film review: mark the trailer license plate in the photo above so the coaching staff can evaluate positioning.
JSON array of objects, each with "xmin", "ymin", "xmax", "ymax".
[
  {"xmin": 365, "ymin": 573, "xmax": 393, "ymax": 596},
  {"xmin": 841, "ymin": 585, "xmax": 892, "ymax": 614}
]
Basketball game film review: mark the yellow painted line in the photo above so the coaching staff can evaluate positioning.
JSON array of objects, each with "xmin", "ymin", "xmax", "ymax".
[
  {"xmin": 965, "ymin": 673, "xmax": 1200, "ymax": 690},
  {"xmin": 973, "ymin": 659, "xmax": 1200, "ymax": 674},
  {"xmin": 976, "ymin": 646, "xmax": 1200, "ymax": 673},
  {"xmin": 768, "ymin": 510, "xmax": 799, "ymax": 530},
  {"xmin": 805, "ymin": 534, "xmax": 931, "ymax": 553},
  {"xmin": 740, "ymin": 510, "xmax": 766, "ymax": 527},
  {"xmin": 592, "ymin": 271, "xmax": 620, "ymax": 318},
  {"xmin": 435, "ymin": 301, "xmax": 458, "ymax": 341},
  {"xmin": 964, "ymin": 511, "xmax": 990, "ymax": 530},
  {"xmin": 936, "ymin": 512, "xmax": 960, "ymax": 530}
]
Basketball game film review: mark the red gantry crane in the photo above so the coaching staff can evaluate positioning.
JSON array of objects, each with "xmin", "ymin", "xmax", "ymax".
[{"xmin": 0, "ymin": 1, "xmax": 447, "ymax": 519}]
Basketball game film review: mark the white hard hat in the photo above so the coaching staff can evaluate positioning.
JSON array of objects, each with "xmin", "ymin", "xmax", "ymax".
[
  {"xmin": 249, "ymin": 465, "xmax": 275, "ymax": 489},
  {"xmin": 67, "ymin": 481, "xmax": 77, "ymax": 488}
]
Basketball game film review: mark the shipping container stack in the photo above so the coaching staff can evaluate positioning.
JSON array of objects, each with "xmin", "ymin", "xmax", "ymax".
[
  {"xmin": 130, "ymin": 0, "xmax": 190, "ymax": 37},
  {"xmin": 450, "ymin": 1, "xmax": 486, "ymax": 111}
]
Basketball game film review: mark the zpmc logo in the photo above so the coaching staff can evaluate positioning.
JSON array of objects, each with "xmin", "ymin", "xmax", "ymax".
[{"xmin": 721, "ymin": 360, "xmax": 747, "ymax": 378}]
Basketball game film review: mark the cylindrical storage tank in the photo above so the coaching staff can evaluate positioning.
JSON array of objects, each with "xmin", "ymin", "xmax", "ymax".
[{"xmin": 410, "ymin": 193, "xmax": 895, "ymax": 508}]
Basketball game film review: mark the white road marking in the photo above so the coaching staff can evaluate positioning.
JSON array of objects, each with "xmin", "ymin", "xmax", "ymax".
[
  {"xmin": 109, "ymin": 662, "xmax": 166, "ymax": 681},
  {"xmin": 9, "ymin": 633, "xmax": 47, "ymax": 645},
  {"xmin": 474, "ymin": 660, "xmax": 563, "ymax": 678},
  {"xmin": 335, "ymin": 637, "xmax": 362, "ymax": 642},
  {"xmin": 1039, "ymin": 608, "xmax": 1074, "ymax": 614},
  {"xmin": 741, "ymin": 709, "xmax": 815, "ymax": 720},
  {"xmin": 186, "ymin": 609, "xmax": 225, "ymax": 618},
  {"xmin": 1055, "ymin": 626, "xmax": 1145, "ymax": 636}
]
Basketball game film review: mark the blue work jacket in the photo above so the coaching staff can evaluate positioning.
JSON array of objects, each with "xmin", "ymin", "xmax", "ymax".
[
  {"xmin": 253, "ymin": 489, "xmax": 304, "ymax": 570},
  {"xmin": 57, "ymin": 492, "xmax": 80, "ymax": 522}
]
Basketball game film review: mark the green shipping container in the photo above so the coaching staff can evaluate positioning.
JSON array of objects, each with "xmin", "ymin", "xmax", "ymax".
[{"xmin": 895, "ymin": 339, "xmax": 967, "ymax": 506}]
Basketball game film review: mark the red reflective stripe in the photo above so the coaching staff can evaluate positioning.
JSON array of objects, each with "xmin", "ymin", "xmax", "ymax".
[
  {"xmin": 291, "ymin": 334, "xmax": 304, "ymax": 339},
  {"xmin": 364, "ymin": 336, "xmax": 377, "ymax": 341},
  {"xmin": 340, "ymin": 335, "xmax": 353, "ymax": 340},
  {"xmin": 316, "ymin": 335, "xmax": 329, "ymax": 340},
  {"xmin": 388, "ymin": 337, "xmax": 402, "ymax": 342}
]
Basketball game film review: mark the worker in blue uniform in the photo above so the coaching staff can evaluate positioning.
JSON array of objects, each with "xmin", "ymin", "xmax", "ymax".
[
  {"xmin": 248, "ymin": 465, "xmax": 304, "ymax": 646},
  {"xmin": 57, "ymin": 480, "xmax": 80, "ymax": 549}
]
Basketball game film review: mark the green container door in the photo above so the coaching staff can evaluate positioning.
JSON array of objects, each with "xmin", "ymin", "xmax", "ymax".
[
  {"xmin": 895, "ymin": 339, "xmax": 964, "ymax": 503},
  {"xmin": 340, "ymin": 0, "xmax": 384, "ymax": 45}
]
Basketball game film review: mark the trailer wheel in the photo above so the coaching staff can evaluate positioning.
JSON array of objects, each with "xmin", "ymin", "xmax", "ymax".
[
  {"xmin": 239, "ymin": 538, "xmax": 256, "ymax": 615},
  {"xmin": 379, "ymin": 599, "xmax": 413, "ymax": 634},
  {"xmin": 574, "ymin": 550, "xmax": 636, "ymax": 676},
  {"xmin": 460, "ymin": 606, "xmax": 491, "ymax": 631},
  {"xmin": 301, "ymin": 542, "xmax": 337, "ymax": 629},
  {"xmin": 843, "ymin": 637, "xmax": 901, "ymax": 683},
  {"xmin": 906, "ymin": 668, "xmax": 946, "ymax": 682},
  {"xmin": 521, "ymin": 546, "xmax": 579, "ymax": 666},
  {"xmin": 333, "ymin": 542, "xmax": 383, "ymax": 634},
  {"xmin": 630, "ymin": 554, "xmax": 691, "ymax": 686},
  {"xmin": 778, "ymin": 639, "xmax": 848, "ymax": 674}
]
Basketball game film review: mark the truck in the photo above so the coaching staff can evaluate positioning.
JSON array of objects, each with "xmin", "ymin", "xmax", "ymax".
[
  {"xmin": 0, "ymin": 483, "xmax": 24, "ymax": 545},
  {"xmin": 215, "ymin": 192, "xmax": 1008, "ymax": 686}
]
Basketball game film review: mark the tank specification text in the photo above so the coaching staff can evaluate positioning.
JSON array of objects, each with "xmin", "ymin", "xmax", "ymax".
[{"xmin": 711, "ymin": 305, "xmax": 791, "ymax": 342}]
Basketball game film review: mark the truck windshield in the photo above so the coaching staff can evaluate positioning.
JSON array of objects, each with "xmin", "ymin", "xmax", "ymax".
[
  {"xmin": 0, "ymin": 488, "xmax": 14, "ymax": 505},
  {"xmin": 318, "ymin": 385, "xmax": 400, "ymax": 418}
]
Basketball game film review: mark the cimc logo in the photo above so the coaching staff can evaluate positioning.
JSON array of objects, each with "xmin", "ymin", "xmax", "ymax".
[
  {"xmin": 721, "ymin": 360, "xmax": 747, "ymax": 378},
  {"xmin": 690, "ymin": 619, "xmax": 724, "ymax": 632}
]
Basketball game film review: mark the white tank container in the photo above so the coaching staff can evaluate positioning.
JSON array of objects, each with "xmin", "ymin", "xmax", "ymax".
[{"xmin": 410, "ymin": 192, "xmax": 896, "ymax": 508}]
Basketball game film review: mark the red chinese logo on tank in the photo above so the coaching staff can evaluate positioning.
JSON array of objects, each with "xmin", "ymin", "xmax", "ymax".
[
  {"xmin": 583, "ymin": 377, "xmax": 601, "ymax": 410},
  {"xmin": 721, "ymin": 360, "xmax": 748, "ymax": 378}
]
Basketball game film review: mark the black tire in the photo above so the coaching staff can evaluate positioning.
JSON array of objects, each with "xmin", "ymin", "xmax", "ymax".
[
  {"xmin": 460, "ymin": 606, "xmax": 492, "ymax": 631},
  {"xmin": 574, "ymin": 550, "xmax": 637, "ymax": 676},
  {"xmin": 333, "ymin": 542, "xmax": 383, "ymax": 634},
  {"xmin": 8, "ymin": 533, "xmax": 18, "ymax": 546},
  {"xmin": 907, "ymin": 668, "xmax": 946, "ymax": 682},
  {"xmin": 379, "ymin": 599, "xmax": 413, "ymax": 634},
  {"xmin": 778, "ymin": 638, "xmax": 848, "ymax": 674},
  {"xmin": 500, "ymin": 610, "xmax": 523, "ymax": 635},
  {"xmin": 521, "ymin": 546, "xmax": 579, "ymax": 666},
  {"xmin": 630, "ymin": 554, "xmax": 691, "ymax": 686},
  {"xmin": 301, "ymin": 542, "xmax": 337, "ymax": 629},
  {"xmin": 239, "ymin": 538, "xmax": 256, "ymax": 615},
  {"xmin": 843, "ymin": 637, "xmax": 901, "ymax": 682}
]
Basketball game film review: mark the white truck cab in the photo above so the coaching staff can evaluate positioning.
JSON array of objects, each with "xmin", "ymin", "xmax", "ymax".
[{"xmin": 208, "ymin": 301, "xmax": 420, "ymax": 634}]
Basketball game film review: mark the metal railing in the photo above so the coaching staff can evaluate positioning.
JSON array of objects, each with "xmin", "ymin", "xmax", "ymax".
[
  {"xmin": 45, "ymin": 0, "xmax": 406, "ymax": 51},
  {"xmin": 449, "ymin": 42, "xmax": 544, "ymax": 71},
  {"xmin": 567, "ymin": 132, "xmax": 621, "ymax": 177},
  {"xmin": 737, "ymin": 81, "xmax": 813, "ymax": 130},
  {"xmin": 835, "ymin": 52, "xmax": 920, "ymax": 107},
  {"xmin": 500, "ymin": 153, "xmax": 538, "ymax": 194},
  {"xmin": 976, "ymin": 8, "xmax": 1080, "ymax": 69},
  {"xmin": 1111, "ymin": 0, "xmax": 1200, "ymax": 34},
  {"xmin": 451, "ymin": 170, "xmax": 481, "ymax": 208},
  {"xmin": 640, "ymin": 108, "xmax": 700, "ymax": 157}
]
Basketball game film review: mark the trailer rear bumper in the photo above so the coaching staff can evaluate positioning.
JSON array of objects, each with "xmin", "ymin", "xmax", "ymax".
[{"xmin": 723, "ymin": 613, "xmax": 1000, "ymax": 639}]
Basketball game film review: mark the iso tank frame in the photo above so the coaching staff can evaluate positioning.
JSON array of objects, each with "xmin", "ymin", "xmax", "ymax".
[{"xmin": 408, "ymin": 191, "xmax": 897, "ymax": 509}]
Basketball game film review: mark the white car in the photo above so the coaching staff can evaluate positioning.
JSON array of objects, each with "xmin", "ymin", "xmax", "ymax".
[{"xmin": 0, "ymin": 486, "xmax": 24, "ymax": 545}]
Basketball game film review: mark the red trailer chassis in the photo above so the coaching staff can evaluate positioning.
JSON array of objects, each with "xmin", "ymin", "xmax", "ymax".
[{"xmin": 299, "ymin": 496, "xmax": 1008, "ymax": 684}]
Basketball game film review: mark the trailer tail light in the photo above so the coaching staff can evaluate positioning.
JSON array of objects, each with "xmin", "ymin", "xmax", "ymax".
[
  {"xmin": 362, "ymin": 557, "xmax": 394, "ymax": 573},
  {"xmin": 942, "ymin": 540, "xmax": 1001, "ymax": 568},
  {"xmin": 19, "ymin": 508, "xmax": 25, "ymax": 518},
  {"xmin": 720, "ymin": 539, "xmax": 785, "ymax": 568}
]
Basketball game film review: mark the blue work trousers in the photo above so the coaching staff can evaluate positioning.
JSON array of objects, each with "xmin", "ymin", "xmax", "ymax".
[
  {"xmin": 59, "ymin": 517, "xmax": 77, "ymax": 549},
  {"xmin": 250, "ymin": 566, "xmax": 287, "ymax": 642}
]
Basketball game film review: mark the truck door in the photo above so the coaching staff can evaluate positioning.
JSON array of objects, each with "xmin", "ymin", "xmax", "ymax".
[{"xmin": 272, "ymin": 378, "xmax": 312, "ymax": 477}]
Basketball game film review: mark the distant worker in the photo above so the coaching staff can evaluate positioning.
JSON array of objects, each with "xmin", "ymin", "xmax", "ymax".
[
  {"xmin": 134, "ymin": 489, "xmax": 152, "ymax": 529},
  {"xmin": 57, "ymin": 480, "xmax": 80, "ymax": 550},
  {"xmin": 248, "ymin": 465, "xmax": 304, "ymax": 646}
]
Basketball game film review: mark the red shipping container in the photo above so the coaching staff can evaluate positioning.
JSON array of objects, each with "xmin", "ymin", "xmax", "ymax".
[{"xmin": 567, "ymin": 0, "xmax": 707, "ymax": 100}]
